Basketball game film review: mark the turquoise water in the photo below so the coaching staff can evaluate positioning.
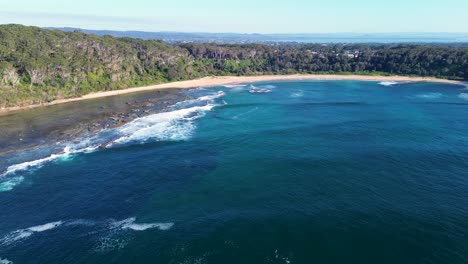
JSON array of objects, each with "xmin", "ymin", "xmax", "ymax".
[{"xmin": 1, "ymin": 81, "xmax": 468, "ymax": 263}]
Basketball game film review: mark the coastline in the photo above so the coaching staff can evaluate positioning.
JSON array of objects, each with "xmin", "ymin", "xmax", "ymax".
[{"xmin": 1, "ymin": 74, "xmax": 465, "ymax": 114}]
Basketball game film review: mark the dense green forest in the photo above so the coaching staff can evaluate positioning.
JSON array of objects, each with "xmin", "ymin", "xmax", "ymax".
[{"xmin": 0, "ymin": 24, "xmax": 467, "ymax": 107}]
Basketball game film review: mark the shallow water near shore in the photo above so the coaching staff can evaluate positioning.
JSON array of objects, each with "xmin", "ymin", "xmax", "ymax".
[{"xmin": 1, "ymin": 81, "xmax": 468, "ymax": 263}]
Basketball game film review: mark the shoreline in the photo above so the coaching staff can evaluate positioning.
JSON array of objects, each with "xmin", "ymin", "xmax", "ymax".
[{"xmin": 1, "ymin": 74, "xmax": 465, "ymax": 114}]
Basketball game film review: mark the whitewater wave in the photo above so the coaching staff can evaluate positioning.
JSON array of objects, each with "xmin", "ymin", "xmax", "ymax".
[
  {"xmin": 96, "ymin": 217, "xmax": 174, "ymax": 252},
  {"xmin": 0, "ymin": 221, "xmax": 63, "ymax": 246},
  {"xmin": 458, "ymin": 93, "xmax": 468, "ymax": 101},
  {"xmin": 415, "ymin": 93, "xmax": 444, "ymax": 99},
  {"xmin": 0, "ymin": 90, "xmax": 226, "ymax": 191},
  {"xmin": 91, "ymin": 90, "xmax": 225, "ymax": 146},
  {"xmin": 249, "ymin": 85, "xmax": 272, "ymax": 93},
  {"xmin": 0, "ymin": 258, "xmax": 12, "ymax": 264},
  {"xmin": 290, "ymin": 90, "xmax": 304, "ymax": 98},
  {"xmin": 99, "ymin": 90, "xmax": 225, "ymax": 147},
  {"xmin": 224, "ymin": 84, "xmax": 247, "ymax": 92},
  {"xmin": 112, "ymin": 105, "xmax": 210, "ymax": 145},
  {"xmin": 0, "ymin": 217, "xmax": 173, "ymax": 248},
  {"xmin": 0, "ymin": 177, "xmax": 24, "ymax": 192},
  {"xmin": 0, "ymin": 144, "xmax": 99, "ymax": 189},
  {"xmin": 111, "ymin": 217, "xmax": 174, "ymax": 231},
  {"xmin": 0, "ymin": 149, "xmax": 72, "ymax": 178},
  {"xmin": 379, "ymin": 81, "xmax": 412, "ymax": 87},
  {"xmin": 223, "ymin": 84, "xmax": 247, "ymax": 89},
  {"xmin": 379, "ymin": 81, "xmax": 399, "ymax": 86},
  {"xmin": 65, "ymin": 219, "xmax": 97, "ymax": 227},
  {"xmin": 175, "ymin": 91, "xmax": 225, "ymax": 107}
]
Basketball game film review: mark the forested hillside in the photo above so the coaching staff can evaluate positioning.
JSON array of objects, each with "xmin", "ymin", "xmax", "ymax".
[{"xmin": 1, "ymin": 24, "xmax": 467, "ymax": 107}]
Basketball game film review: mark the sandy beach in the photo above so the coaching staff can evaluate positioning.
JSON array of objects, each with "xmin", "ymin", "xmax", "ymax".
[{"xmin": 1, "ymin": 74, "xmax": 465, "ymax": 114}]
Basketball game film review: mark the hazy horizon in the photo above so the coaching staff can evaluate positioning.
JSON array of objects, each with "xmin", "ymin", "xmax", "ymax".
[
  {"xmin": 4, "ymin": 23, "xmax": 467, "ymax": 38},
  {"xmin": 1, "ymin": 0, "xmax": 467, "ymax": 33},
  {"xmin": 45, "ymin": 26, "xmax": 468, "ymax": 35}
]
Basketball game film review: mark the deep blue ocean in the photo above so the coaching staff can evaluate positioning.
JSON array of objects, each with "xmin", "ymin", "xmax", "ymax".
[{"xmin": 1, "ymin": 81, "xmax": 468, "ymax": 264}]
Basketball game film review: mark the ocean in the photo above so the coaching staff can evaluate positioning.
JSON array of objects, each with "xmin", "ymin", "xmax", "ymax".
[{"xmin": 0, "ymin": 81, "xmax": 467, "ymax": 263}]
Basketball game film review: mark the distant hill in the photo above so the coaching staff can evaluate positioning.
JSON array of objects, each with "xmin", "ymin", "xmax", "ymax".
[
  {"xmin": 1, "ymin": 25, "xmax": 467, "ymax": 108},
  {"xmin": 46, "ymin": 27, "xmax": 468, "ymax": 44}
]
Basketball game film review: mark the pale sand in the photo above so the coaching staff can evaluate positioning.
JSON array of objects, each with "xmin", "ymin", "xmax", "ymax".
[{"xmin": 1, "ymin": 74, "xmax": 465, "ymax": 114}]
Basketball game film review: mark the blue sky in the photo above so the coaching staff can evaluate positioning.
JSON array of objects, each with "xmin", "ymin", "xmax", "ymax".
[{"xmin": 0, "ymin": 0, "xmax": 467, "ymax": 33}]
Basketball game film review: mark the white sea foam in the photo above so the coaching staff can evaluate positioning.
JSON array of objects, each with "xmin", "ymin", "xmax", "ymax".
[
  {"xmin": 274, "ymin": 249, "xmax": 292, "ymax": 264},
  {"xmin": 111, "ymin": 217, "xmax": 174, "ymax": 231},
  {"xmin": 113, "ymin": 91, "xmax": 225, "ymax": 145},
  {"xmin": 249, "ymin": 85, "xmax": 272, "ymax": 93},
  {"xmin": 458, "ymin": 93, "xmax": 468, "ymax": 101},
  {"xmin": 0, "ymin": 258, "xmax": 13, "ymax": 264},
  {"xmin": 196, "ymin": 91, "xmax": 225, "ymax": 102},
  {"xmin": 379, "ymin": 81, "xmax": 399, "ymax": 86},
  {"xmin": 380, "ymin": 81, "xmax": 413, "ymax": 87},
  {"xmin": 461, "ymin": 82, "xmax": 468, "ymax": 90},
  {"xmin": 96, "ymin": 217, "xmax": 173, "ymax": 252},
  {"xmin": 290, "ymin": 90, "xmax": 304, "ymax": 98},
  {"xmin": 0, "ymin": 217, "xmax": 172, "ymax": 251},
  {"xmin": 0, "ymin": 151, "xmax": 70, "ymax": 178},
  {"xmin": 0, "ymin": 177, "xmax": 24, "ymax": 192},
  {"xmin": 112, "ymin": 104, "xmax": 215, "ymax": 145},
  {"xmin": 415, "ymin": 93, "xmax": 444, "ymax": 99},
  {"xmin": 0, "ymin": 143, "xmax": 100, "ymax": 179},
  {"xmin": 28, "ymin": 222, "xmax": 63, "ymax": 232},
  {"xmin": 124, "ymin": 222, "xmax": 174, "ymax": 231},
  {"xmin": 224, "ymin": 85, "xmax": 247, "ymax": 92},
  {"xmin": 175, "ymin": 91, "xmax": 225, "ymax": 107},
  {"xmin": 0, "ymin": 221, "xmax": 63, "ymax": 246},
  {"xmin": 223, "ymin": 84, "xmax": 247, "ymax": 88},
  {"xmin": 65, "ymin": 219, "xmax": 97, "ymax": 227}
]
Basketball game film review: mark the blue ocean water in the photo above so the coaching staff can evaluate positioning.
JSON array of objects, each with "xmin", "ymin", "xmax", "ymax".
[{"xmin": 0, "ymin": 81, "xmax": 468, "ymax": 264}]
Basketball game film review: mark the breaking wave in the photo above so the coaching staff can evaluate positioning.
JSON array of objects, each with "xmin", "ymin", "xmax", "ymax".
[
  {"xmin": 290, "ymin": 90, "xmax": 304, "ymax": 98},
  {"xmin": 0, "ymin": 258, "xmax": 12, "ymax": 264},
  {"xmin": 379, "ymin": 81, "xmax": 412, "ymax": 87},
  {"xmin": 224, "ymin": 84, "xmax": 247, "ymax": 92},
  {"xmin": 223, "ymin": 84, "xmax": 247, "ymax": 88},
  {"xmin": 0, "ymin": 177, "xmax": 24, "ymax": 192},
  {"xmin": 0, "ymin": 145, "xmax": 98, "ymax": 191},
  {"xmin": 0, "ymin": 148, "xmax": 73, "ymax": 178},
  {"xmin": 379, "ymin": 81, "xmax": 399, "ymax": 86},
  {"xmin": 458, "ymin": 93, "xmax": 468, "ymax": 101},
  {"xmin": 113, "ymin": 104, "xmax": 213, "ymax": 145},
  {"xmin": 0, "ymin": 221, "xmax": 63, "ymax": 246},
  {"xmin": 112, "ymin": 91, "xmax": 225, "ymax": 145},
  {"xmin": 0, "ymin": 217, "xmax": 173, "ymax": 248},
  {"xmin": 249, "ymin": 85, "xmax": 272, "ymax": 93},
  {"xmin": 415, "ymin": 93, "xmax": 444, "ymax": 99},
  {"xmin": 111, "ymin": 217, "xmax": 174, "ymax": 231},
  {"xmin": 96, "ymin": 217, "xmax": 174, "ymax": 252},
  {"xmin": 0, "ymin": 90, "xmax": 226, "ymax": 191}
]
